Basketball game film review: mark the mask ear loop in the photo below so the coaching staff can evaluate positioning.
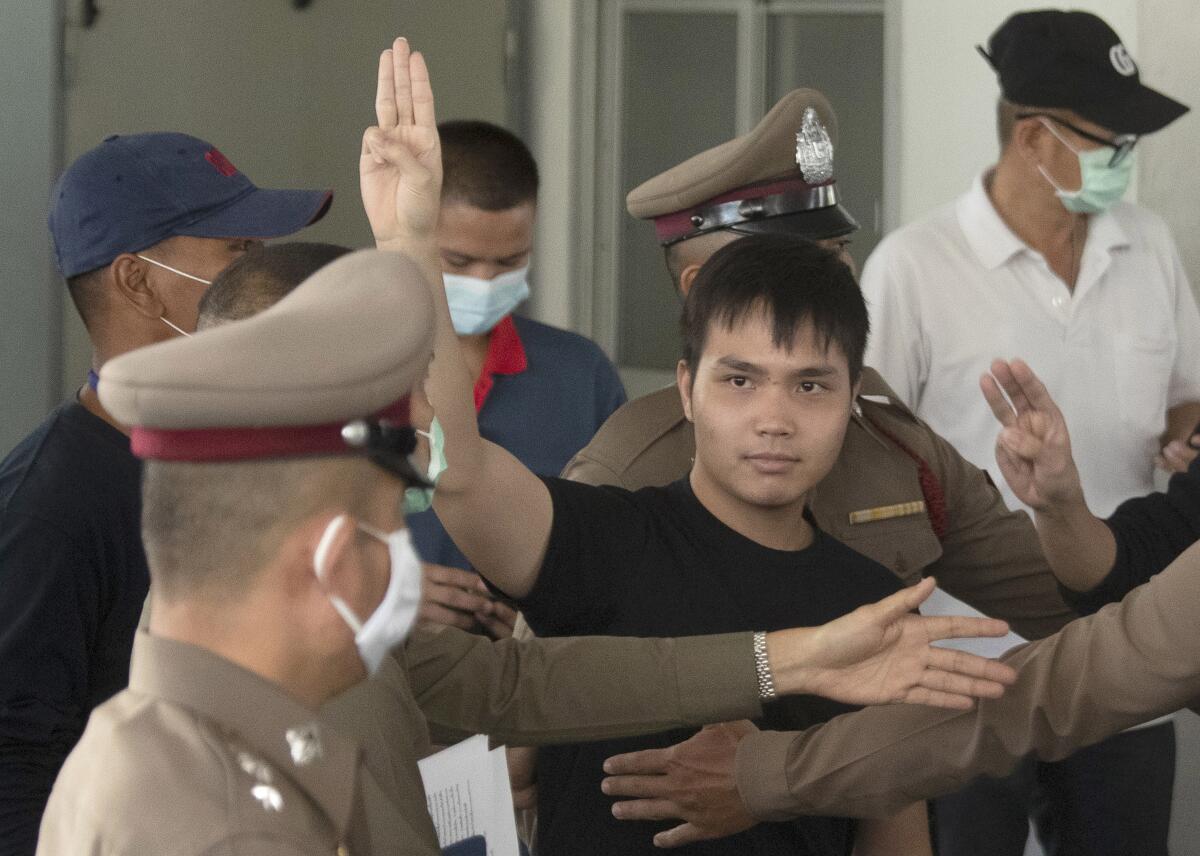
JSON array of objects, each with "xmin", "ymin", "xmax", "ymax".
[
  {"xmin": 160, "ymin": 316, "xmax": 193, "ymax": 338},
  {"xmin": 312, "ymin": 514, "xmax": 365, "ymax": 634}
]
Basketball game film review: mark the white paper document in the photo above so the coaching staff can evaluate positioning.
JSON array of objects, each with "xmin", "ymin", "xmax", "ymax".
[
  {"xmin": 417, "ymin": 735, "xmax": 520, "ymax": 856},
  {"xmin": 921, "ymin": 586, "xmax": 1027, "ymax": 657}
]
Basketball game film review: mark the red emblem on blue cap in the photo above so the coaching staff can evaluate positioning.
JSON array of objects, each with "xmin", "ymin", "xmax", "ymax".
[{"xmin": 204, "ymin": 149, "xmax": 238, "ymax": 178}]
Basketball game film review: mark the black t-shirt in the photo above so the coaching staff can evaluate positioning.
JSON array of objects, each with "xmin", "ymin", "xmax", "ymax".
[
  {"xmin": 516, "ymin": 476, "xmax": 904, "ymax": 856},
  {"xmin": 0, "ymin": 401, "xmax": 147, "ymax": 856}
]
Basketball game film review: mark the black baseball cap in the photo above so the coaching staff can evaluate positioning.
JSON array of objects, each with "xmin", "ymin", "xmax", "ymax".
[
  {"xmin": 979, "ymin": 10, "xmax": 1189, "ymax": 135},
  {"xmin": 49, "ymin": 132, "xmax": 333, "ymax": 278}
]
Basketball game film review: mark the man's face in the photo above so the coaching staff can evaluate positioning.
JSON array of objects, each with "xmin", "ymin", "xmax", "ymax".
[
  {"xmin": 679, "ymin": 309, "xmax": 857, "ymax": 514},
  {"xmin": 141, "ymin": 236, "xmax": 260, "ymax": 334},
  {"xmin": 436, "ymin": 200, "xmax": 535, "ymax": 281},
  {"xmin": 1025, "ymin": 111, "xmax": 1124, "ymax": 194}
]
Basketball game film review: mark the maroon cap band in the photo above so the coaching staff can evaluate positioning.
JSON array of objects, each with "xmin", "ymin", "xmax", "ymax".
[
  {"xmin": 130, "ymin": 397, "xmax": 412, "ymax": 462},
  {"xmin": 653, "ymin": 175, "xmax": 833, "ymax": 243}
]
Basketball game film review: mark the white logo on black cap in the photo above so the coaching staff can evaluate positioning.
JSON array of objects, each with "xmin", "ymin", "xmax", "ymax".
[{"xmin": 1110, "ymin": 44, "xmax": 1137, "ymax": 76}]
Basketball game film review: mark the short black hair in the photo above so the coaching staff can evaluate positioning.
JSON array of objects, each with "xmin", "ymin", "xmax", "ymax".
[
  {"xmin": 197, "ymin": 242, "xmax": 351, "ymax": 328},
  {"xmin": 66, "ymin": 268, "xmax": 105, "ymax": 330},
  {"xmin": 439, "ymin": 120, "xmax": 539, "ymax": 210},
  {"xmin": 681, "ymin": 234, "xmax": 868, "ymax": 382}
]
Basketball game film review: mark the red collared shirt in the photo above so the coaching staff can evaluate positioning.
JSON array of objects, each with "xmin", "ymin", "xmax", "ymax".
[{"xmin": 473, "ymin": 315, "xmax": 528, "ymax": 412}]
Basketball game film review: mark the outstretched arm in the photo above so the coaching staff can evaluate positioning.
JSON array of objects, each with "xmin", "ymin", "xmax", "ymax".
[
  {"xmin": 405, "ymin": 577, "xmax": 1014, "ymax": 745},
  {"xmin": 359, "ymin": 39, "xmax": 552, "ymax": 598},
  {"xmin": 980, "ymin": 358, "xmax": 1116, "ymax": 591}
]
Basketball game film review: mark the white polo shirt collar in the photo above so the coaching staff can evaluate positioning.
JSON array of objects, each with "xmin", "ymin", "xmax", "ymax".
[{"xmin": 955, "ymin": 172, "xmax": 1131, "ymax": 274}]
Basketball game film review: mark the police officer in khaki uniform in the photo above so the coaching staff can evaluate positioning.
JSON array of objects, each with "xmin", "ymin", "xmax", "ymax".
[
  {"xmin": 30, "ymin": 249, "xmax": 756, "ymax": 856},
  {"xmin": 564, "ymin": 88, "xmax": 1075, "ymax": 641}
]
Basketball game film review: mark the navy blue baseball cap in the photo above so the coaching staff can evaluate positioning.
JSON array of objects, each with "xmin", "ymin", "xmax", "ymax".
[{"xmin": 49, "ymin": 132, "xmax": 333, "ymax": 278}]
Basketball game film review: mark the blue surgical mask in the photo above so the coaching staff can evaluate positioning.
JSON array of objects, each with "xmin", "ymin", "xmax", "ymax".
[
  {"xmin": 403, "ymin": 417, "xmax": 446, "ymax": 515},
  {"xmin": 443, "ymin": 266, "xmax": 530, "ymax": 335},
  {"xmin": 1036, "ymin": 119, "xmax": 1134, "ymax": 215}
]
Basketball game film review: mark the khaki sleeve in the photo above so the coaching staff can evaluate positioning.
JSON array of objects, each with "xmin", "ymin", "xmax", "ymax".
[
  {"xmin": 403, "ymin": 624, "xmax": 762, "ymax": 745},
  {"xmin": 735, "ymin": 540, "xmax": 1200, "ymax": 821},
  {"xmin": 560, "ymin": 450, "xmax": 633, "ymax": 489},
  {"xmin": 922, "ymin": 423, "xmax": 1078, "ymax": 640}
]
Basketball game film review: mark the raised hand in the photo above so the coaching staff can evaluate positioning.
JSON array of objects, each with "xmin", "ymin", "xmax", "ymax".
[
  {"xmin": 776, "ymin": 576, "xmax": 1016, "ymax": 710},
  {"xmin": 360, "ymin": 37, "xmax": 442, "ymax": 249},
  {"xmin": 979, "ymin": 358, "xmax": 1085, "ymax": 511}
]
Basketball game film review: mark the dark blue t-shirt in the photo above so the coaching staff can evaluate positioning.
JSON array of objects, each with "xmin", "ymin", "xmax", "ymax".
[
  {"xmin": 409, "ymin": 315, "xmax": 626, "ymax": 570},
  {"xmin": 516, "ymin": 476, "xmax": 904, "ymax": 856},
  {"xmin": 0, "ymin": 401, "xmax": 147, "ymax": 856}
]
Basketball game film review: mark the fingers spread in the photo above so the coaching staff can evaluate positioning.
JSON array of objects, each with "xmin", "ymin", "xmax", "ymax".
[
  {"xmin": 901, "ymin": 686, "xmax": 975, "ymax": 710},
  {"xmin": 410, "ymin": 50, "xmax": 438, "ymax": 128},
  {"xmin": 603, "ymin": 747, "xmax": 669, "ymax": 776},
  {"xmin": 981, "ymin": 372, "xmax": 1016, "ymax": 426},
  {"xmin": 919, "ymin": 665, "xmax": 1012, "ymax": 700},
  {"xmin": 392, "ymin": 37, "xmax": 413, "ymax": 126},
  {"xmin": 654, "ymin": 823, "xmax": 714, "ymax": 849},
  {"xmin": 602, "ymin": 774, "xmax": 668, "ymax": 799},
  {"xmin": 926, "ymin": 646, "xmax": 1017, "ymax": 684},
  {"xmin": 611, "ymin": 798, "xmax": 680, "ymax": 821},
  {"xmin": 426, "ymin": 563, "xmax": 483, "ymax": 589},
  {"xmin": 872, "ymin": 576, "xmax": 936, "ymax": 624},
  {"xmin": 418, "ymin": 603, "xmax": 476, "ymax": 630},
  {"xmin": 375, "ymin": 50, "xmax": 398, "ymax": 129},
  {"xmin": 922, "ymin": 614, "xmax": 1010, "ymax": 642},
  {"xmin": 1009, "ymin": 358, "xmax": 1057, "ymax": 413}
]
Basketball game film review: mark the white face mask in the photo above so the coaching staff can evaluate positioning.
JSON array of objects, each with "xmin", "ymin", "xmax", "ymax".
[
  {"xmin": 442, "ymin": 266, "xmax": 530, "ymax": 335},
  {"xmin": 312, "ymin": 515, "xmax": 423, "ymax": 674},
  {"xmin": 136, "ymin": 254, "xmax": 208, "ymax": 337}
]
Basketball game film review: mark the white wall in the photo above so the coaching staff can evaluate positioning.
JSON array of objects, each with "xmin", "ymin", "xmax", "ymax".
[
  {"xmin": 0, "ymin": 2, "xmax": 64, "ymax": 450},
  {"xmin": 1139, "ymin": 0, "xmax": 1200, "ymax": 288}
]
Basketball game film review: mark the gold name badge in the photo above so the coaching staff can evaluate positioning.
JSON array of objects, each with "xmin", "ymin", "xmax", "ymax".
[{"xmin": 849, "ymin": 500, "xmax": 927, "ymax": 525}]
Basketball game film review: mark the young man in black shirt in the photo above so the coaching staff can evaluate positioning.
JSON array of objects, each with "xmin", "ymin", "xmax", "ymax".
[
  {"xmin": 512, "ymin": 237, "xmax": 932, "ymax": 855},
  {"xmin": 360, "ymin": 40, "xmax": 1013, "ymax": 856},
  {"xmin": 0, "ymin": 133, "xmax": 329, "ymax": 856}
]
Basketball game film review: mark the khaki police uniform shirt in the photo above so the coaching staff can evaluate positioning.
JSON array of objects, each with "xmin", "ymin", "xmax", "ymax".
[
  {"xmin": 39, "ymin": 627, "xmax": 761, "ymax": 855},
  {"xmin": 563, "ymin": 367, "xmax": 1076, "ymax": 641},
  {"xmin": 733, "ymin": 538, "xmax": 1200, "ymax": 820}
]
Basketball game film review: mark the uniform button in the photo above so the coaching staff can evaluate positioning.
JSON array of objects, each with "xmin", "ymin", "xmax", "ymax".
[
  {"xmin": 336, "ymin": 845, "xmax": 350, "ymax": 856},
  {"xmin": 1051, "ymin": 295, "xmax": 1066, "ymax": 309}
]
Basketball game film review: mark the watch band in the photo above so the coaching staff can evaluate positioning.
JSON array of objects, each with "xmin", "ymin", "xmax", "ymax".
[{"xmin": 752, "ymin": 631, "xmax": 776, "ymax": 701}]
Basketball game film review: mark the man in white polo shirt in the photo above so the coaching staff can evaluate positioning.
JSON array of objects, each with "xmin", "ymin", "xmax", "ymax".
[{"xmin": 859, "ymin": 10, "xmax": 1199, "ymax": 856}]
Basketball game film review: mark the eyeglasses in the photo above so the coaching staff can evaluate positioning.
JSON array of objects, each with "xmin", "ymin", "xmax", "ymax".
[{"xmin": 1015, "ymin": 113, "xmax": 1139, "ymax": 167}]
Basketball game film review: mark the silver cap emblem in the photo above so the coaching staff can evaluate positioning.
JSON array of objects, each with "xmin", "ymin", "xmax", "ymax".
[
  {"xmin": 286, "ymin": 722, "xmax": 323, "ymax": 766},
  {"xmin": 795, "ymin": 107, "xmax": 834, "ymax": 184}
]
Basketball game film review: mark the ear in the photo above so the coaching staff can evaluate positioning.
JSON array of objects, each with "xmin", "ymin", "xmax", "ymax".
[
  {"xmin": 1010, "ymin": 117, "xmax": 1045, "ymax": 167},
  {"xmin": 678, "ymin": 262, "xmax": 704, "ymax": 298},
  {"xmin": 676, "ymin": 359, "xmax": 695, "ymax": 423},
  {"xmin": 109, "ymin": 253, "xmax": 166, "ymax": 320},
  {"xmin": 309, "ymin": 513, "xmax": 358, "ymax": 596}
]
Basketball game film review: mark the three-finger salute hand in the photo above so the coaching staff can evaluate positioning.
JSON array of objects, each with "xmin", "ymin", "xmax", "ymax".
[
  {"xmin": 979, "ymin": 358, "xmax": 1083, "ymax": 511},
  {"xmin": 360, "ymin": 37, "xmax": 442, "ymax": 248}
]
